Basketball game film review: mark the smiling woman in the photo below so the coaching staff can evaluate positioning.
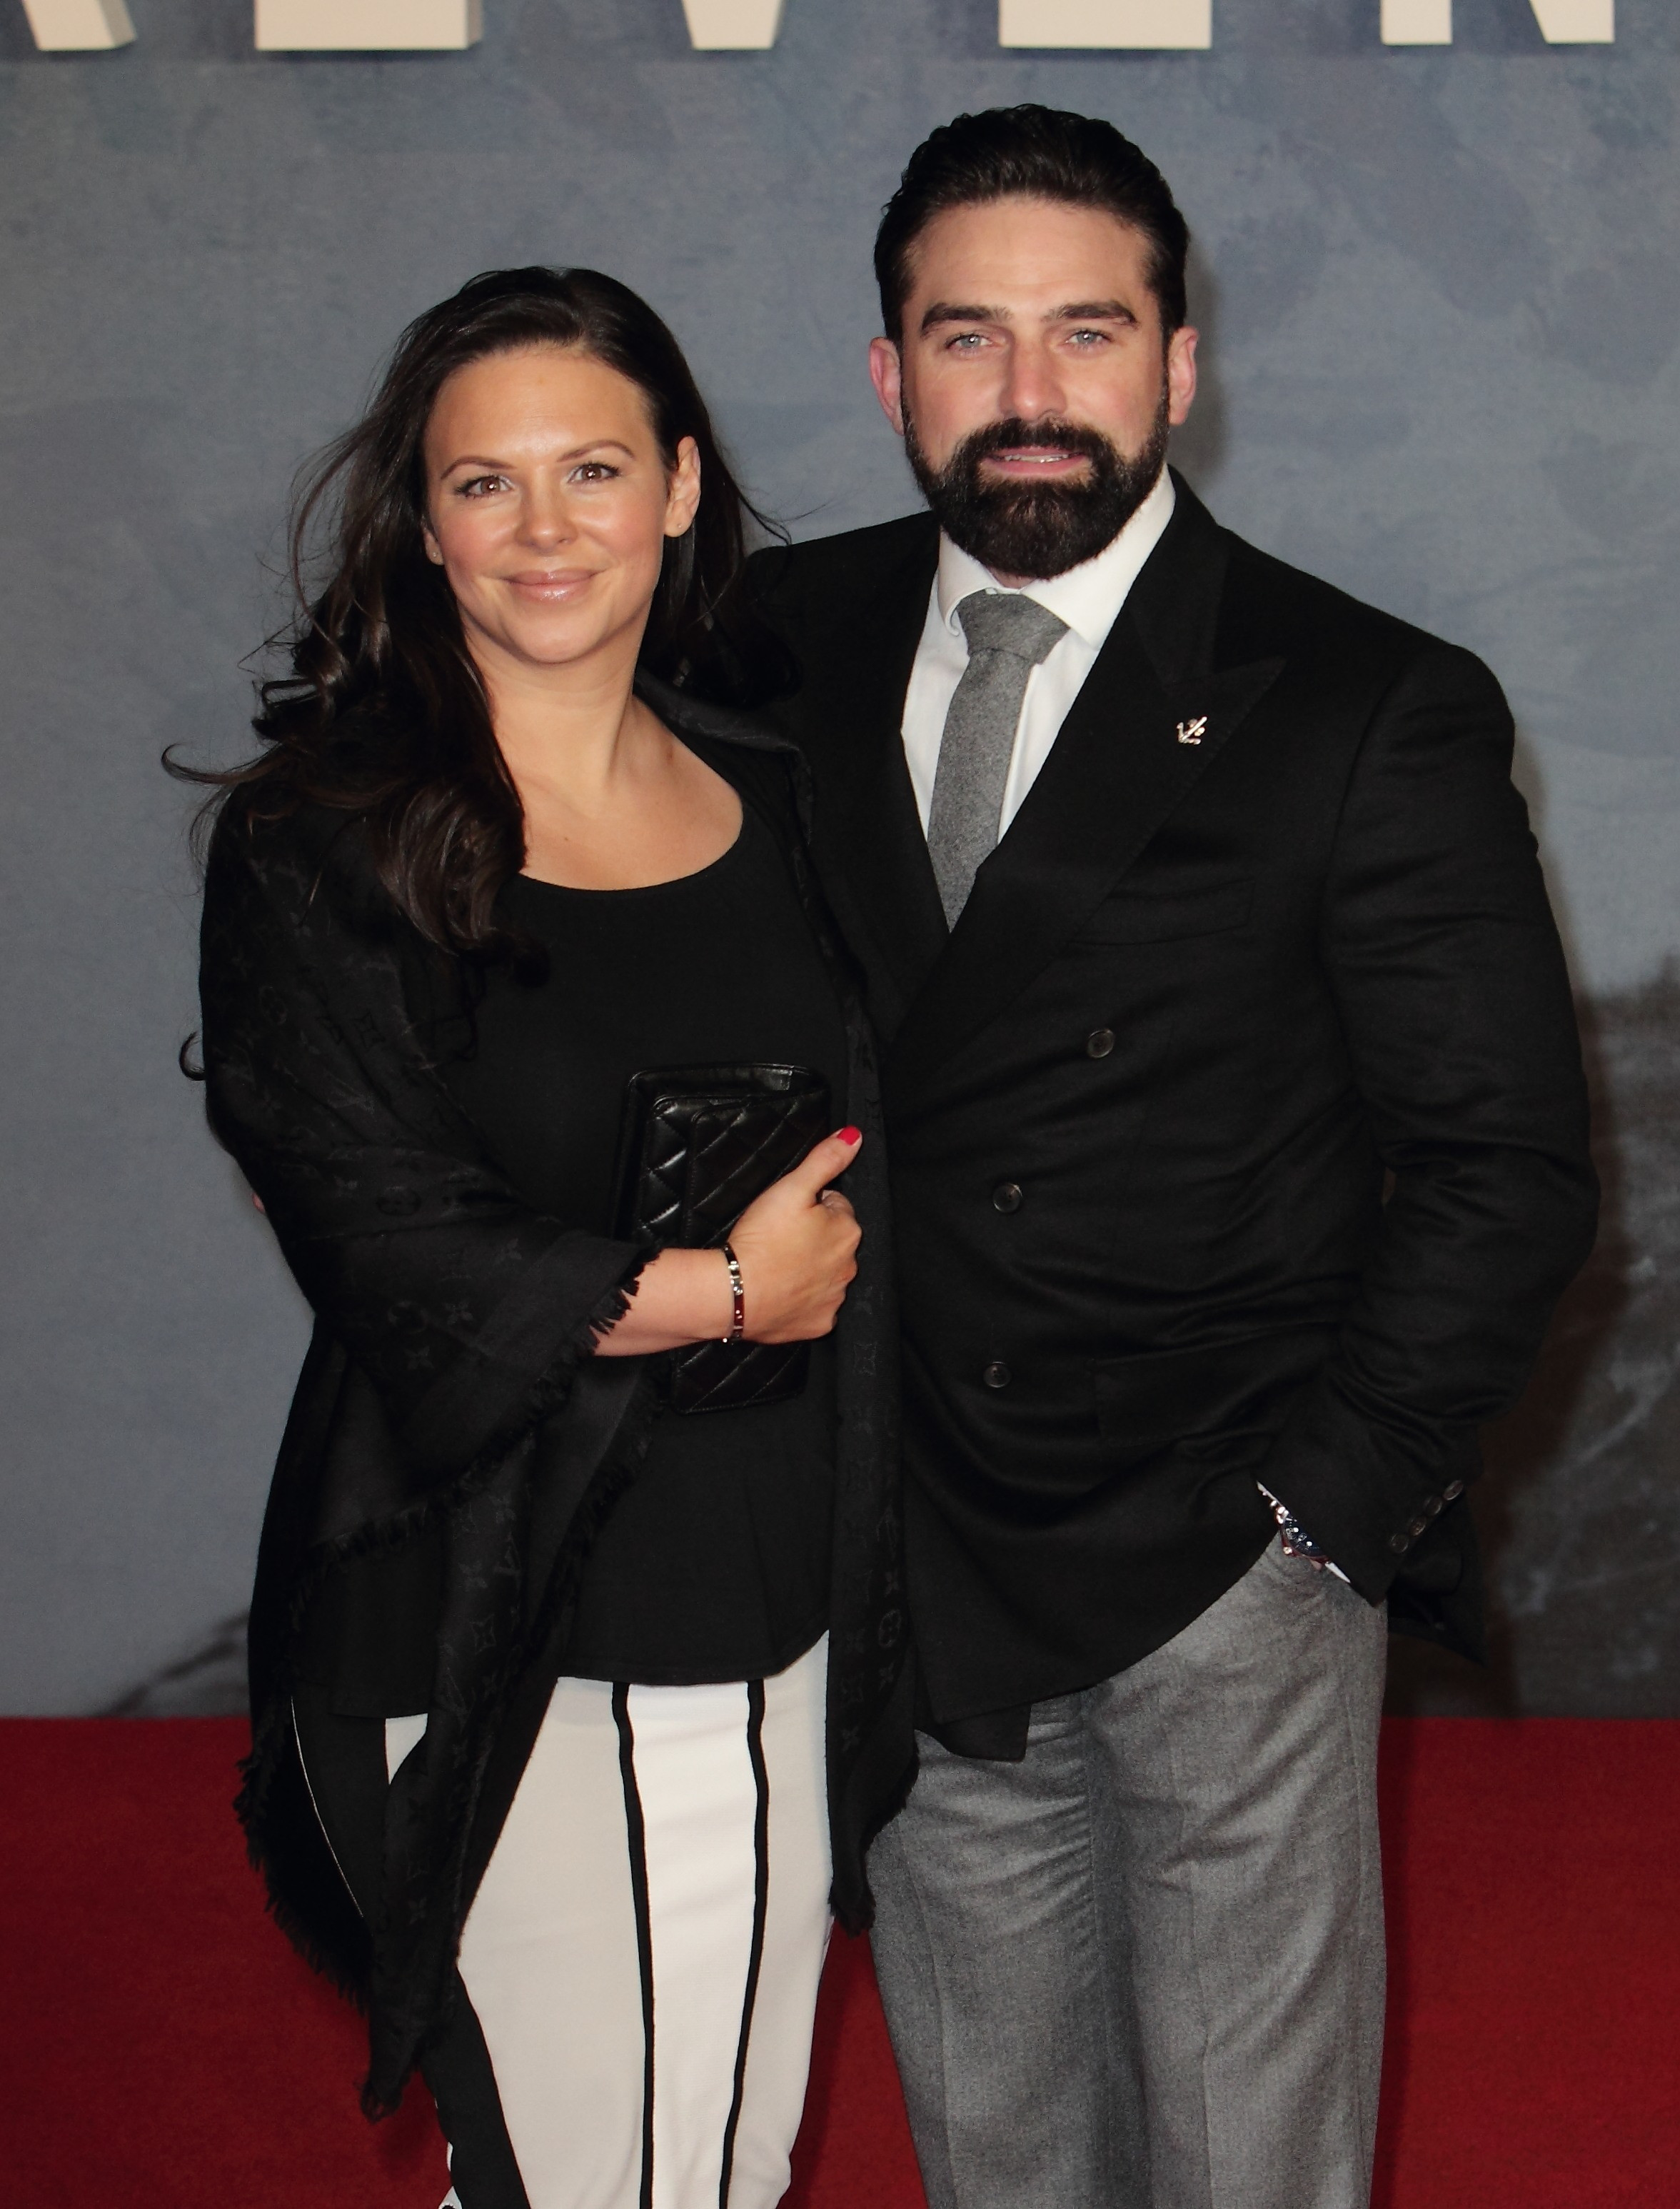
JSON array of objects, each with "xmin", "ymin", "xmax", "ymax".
[
  {"xmin": 206, "ymin": 268, "xmax": 790, "ymax": 953},
  {"xmin": 177, "ymin": 269, "xmax": 911, "ymax": 2209},
  {"xmin": 418, "ymin": 346, "xmax": 736, "ymax": 893}
]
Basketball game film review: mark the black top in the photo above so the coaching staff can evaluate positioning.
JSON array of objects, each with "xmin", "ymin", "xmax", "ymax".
[{"xmin": 433, "ymin": 801, "xmax": 850, "ymax": 1685}]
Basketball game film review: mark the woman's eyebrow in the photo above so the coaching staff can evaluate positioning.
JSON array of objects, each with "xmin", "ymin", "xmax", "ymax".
[{"xmin": 440, "ymin": 439, "xmax": 638, "ymax": 471}]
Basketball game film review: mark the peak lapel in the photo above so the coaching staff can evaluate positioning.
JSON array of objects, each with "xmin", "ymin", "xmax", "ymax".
[{"xmin": 885, "ymin": 480, "xmax": 1284, "ymax": 1103}]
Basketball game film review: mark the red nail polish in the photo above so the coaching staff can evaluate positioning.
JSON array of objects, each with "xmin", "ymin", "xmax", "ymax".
[{"xmin": 839, "ymin": 1126, "xmax": 862, "ymax": 1145}]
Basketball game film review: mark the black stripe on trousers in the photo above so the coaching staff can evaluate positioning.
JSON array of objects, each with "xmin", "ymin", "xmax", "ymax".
[
  {"xmin": 613, "ymin": 1684, "xmax": 658, "ymax": 2209},
  {"xmin": 612, "ymin": 1679, "xmax": 773, "ymax": 2209},
  {"xmin": 718, "ymin": 1678, "xmax": 770, "ymax": 2209}
]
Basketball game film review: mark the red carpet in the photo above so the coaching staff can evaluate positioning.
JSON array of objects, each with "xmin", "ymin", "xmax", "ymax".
[{"xmin": 4, "ymin": 1718, "xmax": 1676, "ymax": 2206}]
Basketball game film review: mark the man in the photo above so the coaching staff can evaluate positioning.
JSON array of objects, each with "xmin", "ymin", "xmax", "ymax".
[{"xmin": 750, "ymin": 106, "xmax": 1597, "ymax": 2209}]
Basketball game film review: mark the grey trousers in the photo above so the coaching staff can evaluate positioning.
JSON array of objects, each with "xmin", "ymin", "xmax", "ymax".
[{"xmin": 868, "ymin": 1538, "xmax": 1389, "ymax": 2209}]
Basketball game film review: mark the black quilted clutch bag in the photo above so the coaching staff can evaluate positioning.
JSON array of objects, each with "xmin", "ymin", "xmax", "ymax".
[{"xmin": 611, "ymin": 1063, "xmax": 831, "ymax": 1415}]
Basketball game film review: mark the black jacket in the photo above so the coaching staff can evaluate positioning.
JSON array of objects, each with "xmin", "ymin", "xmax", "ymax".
[
  {"xmin": 750, "ymin": 475, "xmax": 1598, "ymax": 1730},
  {"xmin": 199, "ymin": 680, "xmax": 912, "ymax": 2110}
]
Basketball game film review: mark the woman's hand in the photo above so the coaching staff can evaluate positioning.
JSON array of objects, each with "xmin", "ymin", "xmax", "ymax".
[
  {"xmin": 729, "ymin": 1127, "xmax": 863, "ymax": 1343},
  {"xmin": 594, "ymin": 1128, "xmax": 863, "ymax": 1357}
]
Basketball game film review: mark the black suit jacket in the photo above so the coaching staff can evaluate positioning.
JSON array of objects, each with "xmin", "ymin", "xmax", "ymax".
[{"xmin": 750, "ymin": 474, "xmax": 1597, "ymax": 1729}]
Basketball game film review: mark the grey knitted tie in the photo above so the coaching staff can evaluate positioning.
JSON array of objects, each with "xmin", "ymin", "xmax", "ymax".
[{"xmin": 926, "ymin": 591, "xmax": 1070, "ymax": 927}]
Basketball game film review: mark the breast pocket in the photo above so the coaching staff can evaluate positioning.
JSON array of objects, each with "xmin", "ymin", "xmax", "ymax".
[{"xmin": 1075, "ymin": 878, "xmax": 1253, "ymax": 946}]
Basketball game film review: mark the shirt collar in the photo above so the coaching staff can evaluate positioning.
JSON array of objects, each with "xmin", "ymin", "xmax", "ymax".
[{"xmin": 934, "ymin": 465, "xmax": 1177, "ymax": 652}]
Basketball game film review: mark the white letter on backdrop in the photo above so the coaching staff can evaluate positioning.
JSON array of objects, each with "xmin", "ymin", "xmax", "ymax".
[
  {"xmin": 1527, "ymin": 0, "xmax": 1612, "ymax": 36},
  {"xmin": 1382, "ymin": 0, "xmax": 1452, "ymax": 41},
  {"xmin": 21, "ymin": 0, "xmax": 134, "ymax": 48},
  {"xmin": 1382, "ymin": 0, "xmax": 1614, "ymax": 38},
  {"xmin": 253, "ymin": 0, "xmax": 482, "ymax": 49},
  {"xmin": 682, "ymin": 0, "xmax": 785, "ymax": 46},
  {"xmin": 998, "ymin": 0, "xmax": 1212, "ymax": 49}
]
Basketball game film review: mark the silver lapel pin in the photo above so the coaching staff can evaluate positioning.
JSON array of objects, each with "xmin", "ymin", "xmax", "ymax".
[{"xmin": 1176, "ymin": 716, "xmax": 1208, "ymax": 746}]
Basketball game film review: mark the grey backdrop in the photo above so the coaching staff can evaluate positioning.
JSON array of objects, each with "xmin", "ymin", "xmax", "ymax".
[{"xmin": 2, "ymin": 0, "xmax": 1676, "ymax": 1715}]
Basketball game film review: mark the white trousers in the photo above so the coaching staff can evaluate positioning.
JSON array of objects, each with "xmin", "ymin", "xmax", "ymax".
[{"xmin": 394, "ymin": 1636, "xmax": 832, "ymax": 2209}]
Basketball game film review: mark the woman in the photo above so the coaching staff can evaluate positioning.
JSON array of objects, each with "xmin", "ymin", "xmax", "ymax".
[{"xmin": 192, "ymin": 267, "xmax": 912, "ymax": 2209}]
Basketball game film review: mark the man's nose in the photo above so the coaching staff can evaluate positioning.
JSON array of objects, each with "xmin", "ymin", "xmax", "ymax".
[{"xmin": 999, "ymin": 339, "xmax": 1067, "ymax": 424}]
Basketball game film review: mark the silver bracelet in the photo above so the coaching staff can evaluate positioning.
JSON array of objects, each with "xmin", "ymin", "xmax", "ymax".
[{"xmin": 720, "ymin": 1243, "xmax": 745, "ymax": 1343}]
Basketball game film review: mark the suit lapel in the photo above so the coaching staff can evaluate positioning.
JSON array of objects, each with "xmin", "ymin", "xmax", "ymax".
[
  {"xmin": 885, "ymin": 480, "xmax": 1284, "ymax": 1101},
  {"xmin": 785, "ymin": 522, "xmax": 948, "ymax": 1038}
]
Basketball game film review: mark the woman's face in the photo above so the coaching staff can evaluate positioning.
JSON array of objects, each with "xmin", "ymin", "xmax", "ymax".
[{"xmin": 421, "ymin": 344, "xmax": 701, "ymax": 682}]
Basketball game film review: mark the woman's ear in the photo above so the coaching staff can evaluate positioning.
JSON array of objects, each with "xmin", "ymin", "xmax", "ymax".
[
  {"xmin": 421, "ymin": 516, "xmax": 446, "ymax": 567},
  {"xmin": 665, "ymin": 436, "xmax": 703, "ymax": 539}
]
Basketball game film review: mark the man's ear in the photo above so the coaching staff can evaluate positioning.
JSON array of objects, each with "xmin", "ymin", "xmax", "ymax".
[
  {"xmin": 868, "ymin": 336, "xmax": 906, "ymax": 436},
  {"xmin": 1166, "ymin": 325, "xmax": 1199, "ymax": 429}
]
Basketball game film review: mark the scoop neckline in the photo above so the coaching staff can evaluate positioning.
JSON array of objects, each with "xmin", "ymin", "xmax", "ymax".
[{"xmin": 513, "ymin": 815, "xmax": 749, "ymax": 901}]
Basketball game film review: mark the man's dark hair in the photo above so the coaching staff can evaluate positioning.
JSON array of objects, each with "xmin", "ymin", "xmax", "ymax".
[{"xmin": 874, "ymin": 105, "xmax": 1190, "ymax": 344}]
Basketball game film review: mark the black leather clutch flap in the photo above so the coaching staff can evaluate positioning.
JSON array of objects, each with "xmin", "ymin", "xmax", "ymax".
[{"xmin": 611, "ymin": 1063, "xmax": 831, "ymax": 1414}]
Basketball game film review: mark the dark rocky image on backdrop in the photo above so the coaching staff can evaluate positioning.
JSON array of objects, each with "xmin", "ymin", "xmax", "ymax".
[{"xmin": 1389, "ymin": 973, "xmax": 1680, "ymax": 1716}]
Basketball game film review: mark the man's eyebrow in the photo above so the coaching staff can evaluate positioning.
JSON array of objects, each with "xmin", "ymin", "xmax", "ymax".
[
  {"xmin": 919, "ymin": 301, "xmax": 1009, "ymax": 334},
  {"xmin": 917, "ymin": 298, "xmax": 1140, "ymax": 336}
]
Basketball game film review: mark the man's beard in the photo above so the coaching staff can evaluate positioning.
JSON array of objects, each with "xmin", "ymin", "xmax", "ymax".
[{"xmin": 903, "ymin": 392, "xmax": 1170, "ymax": 581}]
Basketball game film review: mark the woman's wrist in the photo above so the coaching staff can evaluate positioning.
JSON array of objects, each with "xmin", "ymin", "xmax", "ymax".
[
  {"xmin": 660, "ymin": 1246, "xmax": 737, "ymax": 1343},
  {"xmin": 595, "ymin": 1245, "xmax": 737, "ymax": 1356}
]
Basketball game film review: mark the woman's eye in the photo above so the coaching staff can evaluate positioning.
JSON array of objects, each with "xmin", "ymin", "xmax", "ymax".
[
  {"xmin": 458, "ymin": 475, "xmax": 508, "ymax": 498},
  {"xmin": 570, "ymin": 461, "xmax": 620, "ymax": 483}
]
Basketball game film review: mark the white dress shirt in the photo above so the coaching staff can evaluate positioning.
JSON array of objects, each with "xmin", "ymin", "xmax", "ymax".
[{"xmin": 900, "ymin": 466, "xmax": 1177, "ymax": 836}]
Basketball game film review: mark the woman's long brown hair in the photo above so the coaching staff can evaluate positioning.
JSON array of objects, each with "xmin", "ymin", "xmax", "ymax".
[{"xmin": 173, "ymin": 266, "xmax": 789, "ymax": 961}]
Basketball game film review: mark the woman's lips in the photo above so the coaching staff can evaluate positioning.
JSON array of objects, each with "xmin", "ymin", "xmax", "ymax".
[{"xmin": 504, "ymin": 568, "xmax": 596, "ymax": 598}]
